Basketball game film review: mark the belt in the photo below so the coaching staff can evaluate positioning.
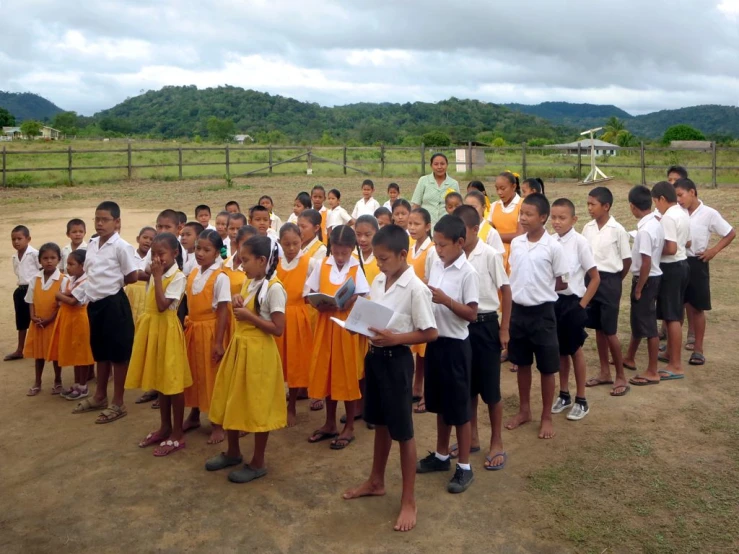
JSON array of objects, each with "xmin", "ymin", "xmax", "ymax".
[
  {"xmin": 368, "ymin": 345, "xmax": 410, "ymax": 358},
  {"xmin": 473, "ymin": 312, "xmax": 498, "ymax": 324},
  {"xmin": 17, "ymin": 284, "xmax": 29, "ymax": 289}
]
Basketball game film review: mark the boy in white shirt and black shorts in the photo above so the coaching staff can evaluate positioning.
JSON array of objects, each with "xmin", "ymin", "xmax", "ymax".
[{"xmin": 6, "ymin": 225, "xmax": 39, "ymax": 361}]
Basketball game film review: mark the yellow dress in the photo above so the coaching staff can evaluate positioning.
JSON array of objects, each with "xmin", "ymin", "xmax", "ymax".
[
  {"xmin": 125, "ymin": 271, "xmax": 192, "ymax": 395},
  {"xmin": 24, "ymin": 274, "xmax": 62, "ymax": 361},
  {"xmin": 222, "ymin": 255, "xmax": 246, "ymax": 343},
  {"xmin": 209, "ymin": 277, "xmax": 287, "ymax": 433},
  {"xmin": 276, "ymin": 256, "xmax": 314, "ymax": 388},
  {"xmin": 125, "ymin": 281, "xmax": 147, "ymax": 327},
  {"xmin": 47, "ymin": 276, "xmax": 94, "ymax": 367}
]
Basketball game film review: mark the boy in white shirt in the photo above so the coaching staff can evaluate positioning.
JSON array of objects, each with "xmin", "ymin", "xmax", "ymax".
[
  {"xmin": 6, "ymin": 225, "xmax": 39, "ymax": 361},
  {"xmin": 258, "ymin": 196, "xmax": 283, "ymax": 233},
  {"xmin": 195, "ymin": 204, "xmax": 216, "ymax": 231},
  {"xmin": 352, "ymin": 179, "xmax": 381, "ymax": 219},
  {"xmin": 625, "ymin": 186, "xmax": 665, "ymax": 387},
  {"xmin": 326, "ymin": 188, "xmax": 354, "ymax": 230},
  {"xmin": 383, "ymin": 182, "xmax": 400, "ymax": 210},
  {"xmin": 343, "ymin": 224, "xmax": 437, "ymax": 533},
  {"xmin": 416, "ymin": 214, "xmax": 479, "ymax": 494},
  {"xmin": 549, "ymin": 199, "xmax": 602, "ymax": 421},
  {"xmin": 505, "ymin": 194, "xmax": 568, "ymax": 440},
  {"xmin": 675, "ymin": 178, "xmax": 735, "ymax": 366},
  {"xmin": 60, "ymin": 218, "xmax": 88, "ymax": 271}
]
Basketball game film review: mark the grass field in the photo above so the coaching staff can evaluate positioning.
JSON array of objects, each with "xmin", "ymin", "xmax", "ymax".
[{"xmin": 1, "ymin": 176, "xmax": 738, "ymax": 553}]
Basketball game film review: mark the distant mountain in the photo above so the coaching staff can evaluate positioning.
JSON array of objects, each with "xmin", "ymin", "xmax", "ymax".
[
  {"xmin": 505, "ymin": 101, "xmax": 633, "ymax": 130},
  {"xmin": 0, "ymin": 91, "xmax": 64, "ymax": 122}
]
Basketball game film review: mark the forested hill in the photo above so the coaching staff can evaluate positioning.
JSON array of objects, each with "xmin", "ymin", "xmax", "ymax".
[
  {"xmin": 0, "ymin": 91, "xmax": 64, "ymax": 122},
  {"xmin": 505, "ymin": 101, "xmax": 633, "ymax": 130},
  {"xmin": 92, "ymin": 85, "xmax": 574, "ymax": 143}
]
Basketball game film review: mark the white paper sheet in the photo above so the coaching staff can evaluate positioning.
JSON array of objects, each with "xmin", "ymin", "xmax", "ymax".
[{"xmin": 330, "ymin": 296, "xmax": 395, "ymax": 337}]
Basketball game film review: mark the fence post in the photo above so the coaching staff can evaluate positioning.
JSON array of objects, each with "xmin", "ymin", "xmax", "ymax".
[
  {"xmin": 307, "ymin": 146, "xmax": 313, "ymax": 175},
  {"xmin": 577, "ymin": 143, "xmax": 582, "ymax": 181},
  {"xmin": 225, "ymin": 144, "xmax": 231, "ymax": 177},
  {"xmin": 127, "ymin": 143, "xmax": 132, "ymax": 179},
  {"xmin": 420, "ymin": 143, "xmax": 426, "ymax": 175},
  {"xmin": 521, "ymin": 142, "xmax": 527, "ymax": 179},
  {"xmin": 466, "ymin": 141, "xmax": 473, "ymax": 174},
  {"xmin": 1, "ymin": 146, "xmax": 5, "ymax": 188},
  {"xmin": 380, "ymin": 143, "xmax": 385, "ymax": 177},
  {"xmin": 343, "ymin": 146, "xmax": 347, "ymax": 175},
  {"xmin": 268, "ymin": 145, "xmax": 273, "ymax": 174},
  {"xmin": 178, "ymin": 147, "xmax": 183, "ymax": 179},
  {"xmin": 711, "ymin": 141, "xmax": 718, "ymax": 188},
  {"xmin": 640, "ymin": 142, "xmax": 646, "ymax": 185},
  {"xmin": 67, "ymin": 145, "xmax": 73, "ymax": 184}
]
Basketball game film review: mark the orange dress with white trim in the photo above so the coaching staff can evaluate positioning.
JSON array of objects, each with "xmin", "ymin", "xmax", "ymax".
[
  {"xmin": 47, "ymin": 276, "xmax": 93, "ymax": 366},
  {"xmin": 490, "ymin": 200, "xmax": 521, "ymax": 274},
  {"xmin": 275, "ymin": 256, "xmax": 313, "ymax": 388},
  {"xmin": 408, "ymin": 237, "xmax": 433, "ymax": 357},
  {"xmin": 308, "ymin": 260, "xmax": 363, "ymax": 401},
  {"xmin": 24, "ymin": 273, "xmax": 62, "ymax": 360}
]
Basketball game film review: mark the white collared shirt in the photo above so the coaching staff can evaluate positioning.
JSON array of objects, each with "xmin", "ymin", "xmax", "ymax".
[
  {"xmin": 483, "ymin": 224, "xmax": 505, "ymax": 254},
  {"xmin": 244, "ymin": 279, "xmax": 287, "ymax": 321},
  {"xmin": 270, "ymin": 213, "xmax": 283, "ymax": 232},
  {"xmin": 60, "ymin": 241, "xmax": 88, "ymax": 272},
  {"xmin": 466, "ymin": 240, "xmax": 509, "ymax": 313},
  {"xmin": 383, "ymin": 200, "xmax": 394, "ymax": 211},
  {"xmin": 287, "ymin": 213, "xmax": 298, "ymax": 225},
  {"xmin": 326, "ymin": 206, "xmax": 352, "ymax": 229},
  {"xmin": 554, "ymin": 229, "xmax": 596, "ymax": 298},
  {"xmin": 133, "ymin": 249, "xmax": 148, "ymax": 271},
  {"xmin": 24, "ymin": 268, "xmax": 62, "ymax": 304},
  {"xmin": 352, "ymin": 197, "xmax": 381, "ymax": 219},
  {"xmin": 685, "ymin": 201, "xmax": 734, "ymax": 256},
  {"xmin": 222, "ymin": 236, "xmax": 231, "ymax": 253},
  {"xmin": 146, "ymin": 264, "xmax": 186, "ymax": 310},
  {"xmin": 631, "ymin": 212, "xmax": 664, "ymax": 277},
  {"xmin": 427, "ymin": 253, "xmax": 480, "ymax": 340},
  {"xmin": 369, "ymin": 266, "xmax": 436, "ymax": 342},
  {"xmin": 488, "ymin": 194, "xmax": 521, "ymax": 220},
  {"xmin": 582, "ymin": 216, "xmax": 632, "ymax": 273},
  {"xmin": 509, "ymin": 232, "xmax": 568, "ymax": 306},
  {"xmin": 189, "ymin": 262, "xmax": 231, "ymax": 310},
  {"xmin": 300, "ymin": 236, "xmax": 328, "ymax": 261},
  {"xmin": 660, "ymin": 204, "xmax": 691, "ymax": 263},
  {"xmin": 12, "ymin": 245, "xmax": 39, "ymax": 286},
  {"xmin": 304, "ymin": 255, "xmax": 371, "ymax": 295},
  {"xmin": 84, "ymin": 233, "xmax": 138, "ymax": 302},
  {"xmin": 63, "ymin": 273, "xmax": 89, "ymax": 305},
  {"xmin": 182, "ymin": 250, "xmax": 198, "ymax": 276}
]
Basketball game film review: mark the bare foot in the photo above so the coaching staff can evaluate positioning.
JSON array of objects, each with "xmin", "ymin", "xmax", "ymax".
[
  {"xmin": 287, "ymin": 410, "xmax": 297, "ymax": 428},
  {"xmin": 505, "ymin": 411, "xmax": 531, "ymax": 430},
  {"xmin": 207, "ymin": 427, "xmax": 225, "ymax": 445},
  {"xmin": 538, "ymin": 418, "xmax": 555, "ymax": 439},
  {"xmin": 394, "ymin": 500, "xmax": 417, "ymax": 532},
  {"xmin": 342, "ymin": 480, "xmax": 386, "ymax": 500}
]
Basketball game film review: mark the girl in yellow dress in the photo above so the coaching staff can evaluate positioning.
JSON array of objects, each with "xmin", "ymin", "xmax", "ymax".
[
  {"xmin": 306, "ymin": 225, "xmax": 371, "ymax": 450},
  {"xmin": 205, "ymin": 236, "xmax": 287, "ymax": 484},
  {"xmin": 24, "ymin": 242, "xmax": 63, "ymax": 396},
  {"xmin": 465, "ymin": 190, "xmax": 505, "ymax": 254},
  {"xmin": 126, "ymin": 233, "xmax": 191, "ymax": 457},
  {"xmin": 49, "ymin": 249, "xmax": 94, "ymax": 400},
  {"xmin": 223, "ymin": 225, "xmax": 256, "ymax": 340},
  {"xmin": 298, "ymin": 209, "xmax": 328, "ymax": 261},
  {"xmin": 125, "ymin": 226, "xmax": 155, "ymax": 327},
  {"xmin": 183, "ymin": 230, "xmax": 231, "ymax": 445}
]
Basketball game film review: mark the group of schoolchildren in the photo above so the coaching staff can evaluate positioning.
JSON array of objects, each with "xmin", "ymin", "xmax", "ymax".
[{"xmin": 6, "ymin": 167, "xmax": 735, "ymax": 533}]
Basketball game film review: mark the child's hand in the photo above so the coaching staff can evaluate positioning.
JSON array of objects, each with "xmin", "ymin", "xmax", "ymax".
[
  {"xmin": 499, "ymin": 328, "xmax": 510, "ymax": 350},
  {"xmin": 234, "ymin": 307, "xmax": 257, "ymax": 322},
  {"xmin": 428, "ymin": 285, "xmax": 451, "ymax": 306},
  {"xmin": 150, "ymin": 256, "xmax": 163, "ymax": 279},
  {"xmin": 211, "ymin": 343, "xmax": 225, "ymax": 364},
  {"xmin": 232, "ymin": 294, "xmax": 245, "ymax": 309},
  {"xmin": 634, "ymin": 287, "xmax": 642, "ymax": 301},
  {"xmin": 368, "ymin": 328, "xmax": 400, "ymax": 347},
  {"xmin": 699, "ymin": 248, "xmax": 717, "ymax": 262}
]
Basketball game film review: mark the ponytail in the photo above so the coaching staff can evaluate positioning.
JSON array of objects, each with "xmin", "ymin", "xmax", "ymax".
[{"xmin": 242, "ymin": 235, "xmax": 278, "ymax": 316}]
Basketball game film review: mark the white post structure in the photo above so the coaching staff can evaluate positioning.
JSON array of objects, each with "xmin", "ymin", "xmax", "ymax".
[{"xmin": 580, "ymin": 127, "xmax": 612, "ymax": 185}]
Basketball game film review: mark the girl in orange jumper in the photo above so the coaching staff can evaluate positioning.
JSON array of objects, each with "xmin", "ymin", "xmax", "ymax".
[
  {"xmin": 306, "ymin": 225, "xmax": 370, "ymax": 450},
  {"xmin": 354, "ymin": 215, "xmax": 380, "ymax": 285},
  {"xmin": 24, "ymin": 242, "xmax": 63, "ymax": 396},
  {"xmin": 489, "ymin": 172, "xmax": 524, "ymax": 272},
  {"xmin": 49, "ymin": 249, "xmax": 94, "ymax": 400},
  {"xmin": 276, "ymin": 223, "xmax": 318, "ymax": 427},
  {"xmin": 183, "ymin": 230, "xmax": 231, "ymax": 444},
  {"xmin": 298, "ymin": 209, "xmax": 327, "ymax": 261}
]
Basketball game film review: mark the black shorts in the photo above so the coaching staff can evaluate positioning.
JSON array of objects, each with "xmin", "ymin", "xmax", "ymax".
[
  {"xmin": 88, "ymin": 289, "xmax": 135, "ymax": 363},
  {"xmin": 657, "ymin": 260, "xmax": 690, "ymax": 322},
  {"xmin": 13, "ymin": 285, "xmax": 30, "ymax": 331},
  {"xmin": 424, "ymin": 337, "xmax": 472, "ymax": 426},
  {"xmin": 685, "ymin": 257, "xmax": 711, "ymax": 311},
  {"xmin": 363, "ymin": 345, "xmax": 414, "ymax": 442},
  {"xmin": 630, "ymin": 276, "xmax": 661, "ymax": 339},
  {"xmin": 469, "ymin": 313, "xmax": 501, "ymax": 405},
  {"xmin": 585, "ymin": 271, "xmax": 622, "ymax": 336},
  {"xmin": 508, "ymin": 302, "xmax": 560, "ymax": 374},
  {"xmin": 555, "ymin": 294, "xmax": 589, "ymax": 357}
]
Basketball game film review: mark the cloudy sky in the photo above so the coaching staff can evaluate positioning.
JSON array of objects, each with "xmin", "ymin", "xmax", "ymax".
[{"xmin": 2, "ymin": 0, "xmax": 738, "ymax": 116}]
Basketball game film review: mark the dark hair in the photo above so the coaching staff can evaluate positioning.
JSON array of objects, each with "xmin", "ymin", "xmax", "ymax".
[
  {"xmin": 328, "ymin": 188, "xmax": 341, "ymax": 200},
  {"xmin": 198, "ymin": 229, "xmax": 223, "ymax": 251},
  {"xmin": 673, "ymin": 177, "xmax": 697, "ymax": 195},
  {"xmin": 258, "ymin": 195, "xmax": 273, "ymax": 206},
  {"xmin": 242, "ymin": 236, "xmax": 280, "ymax": 315},
  {"xmin": 177, "ymin": 211, "xmax": 187, "ymax": 226},
  {"xmin": 522, "ymin": 193, "xmax": 550, "ymax": 218},
  {"xmin": 236, "ymin": 225, "xmax": 257, "ymax": 244},
  {"xmin": 372, "ymin": 224, "xmax": 409, "ymax": 254},
  {"xmin": 11, "ymin": 225, "xmax": 30, "ymax": 237},
  {"xmin": 38, "ymin": 242, "xmax": 62, "ymax": 259},
  {"xmin": 138, "ymin": 226, "xmax": 156, "ymax": 237},
  {"xmin": 453, "ymin": 205, "xmax": 481, "ymax": 229},
  {"xmin": 328, "ymin": 225, "xmax": 363, "ymax": 274},
  {"xmin": 296, "ymin": 192, "xmax": 312, "ymax": 210},
  {"xmin": 361, "ymin": 179, "xmax": 375, "ymax": 190},
  {"xmin": 430, "ymin": 153, "xmax": 448, "ymax": 165},
  {"xmin": 356, "ymin": 214, "xmax": 380, "ymax": 231},
  {"xmin": 667, "ymin": 165, "xmax": 688, "ymax": 180},
  {"xmin": 467, "ymin": 181, "xmax": 487, "ymax": 195},
  {"xmin": 279, "ymin": 222, "xmax": 301, "ymax": 240},
  {"xmin": 152, "ymin": 232, "xmax": 183, "ymax": 270},
  {"xmin": 588, "ymin": 186, "xmax": 613, "ymax": 209},
  {"xmin": 298, "ymin": 209, "xmax": 324, "ymax": 243},
  {"xmin": 498, "ymin": 172, "xmax": 521, "ymax": 195},
  {"xmin": 445, "ymin": 191, "xmax": 463, "ymax": 204},
  {"xmin": 184, "ymin": 221, "xmax": 205, "ymax": 235},
  {"xmin": 157, "ymin": 209, "xmax": 180, "ymax": 227},
  {"xmin": 195, "ymin": 204, "xmax": 211, "ymax": 217},
  {"xmin": 387, "ymin": 182, "xmax": 400, "ymax": 193},
  {"xmin": 311, "ymin": 185, "xmax": 326, "ymax": 195},
  {"xmin": 391, "ymin": 198, "xmax": 411, "ymax": 213},
  {"xmin": 552, "ymin": 198, "xmax": 576, "ymax": 216},
  {"xmin": 249, "ymin": 204, "xmax": 270, "ymax": 219},
  {"xmin": 434, "ymin": 214, "xmax": 466, "ymax": 242},
  {"xmin": 465, "ymin": 190, "xmax": 487, "ymax": 212},
  {"xmin": 225, "ymin": 201, "xmax": 241, "ymax": 211},
  {"xmin": 228, "ymin": 213, "xmax": 247, "ymax": 227},
  {"xmin": 628, "ymin": 185, "xmax": 652, "ymax": 211},
  {"xmin": 411, "ymin": 207, "xmax": 432, "ymax": 239},
  {"xmin": 523, "ymin": 177, "xmax": 545, "ymax": 196},
  {"xmin": 374, "ymin": 207, "xmax": 392, "ymax": 220},
  {"xmin": 96, "ymin": 201, "xmax": 121, "ymax": 219},
  {"xmin": 651, "ymin": 181, "xmax": 677, "ymax": 203},
  {"xmin": 216, "ymin": 210, "xmax": 230, "ymax": 220},
  {"xmin": 66, "ymin": 218, "xmax": 86, "ymax": 233},
  {"xmin": 68, "ymin": 249, "xmax": 87, "ymax": 265}
]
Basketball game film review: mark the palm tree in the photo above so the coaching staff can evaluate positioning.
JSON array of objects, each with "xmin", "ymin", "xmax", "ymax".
[{"xmin": 601, "ymin": 117, "xmax": 626, "ymax": 143}]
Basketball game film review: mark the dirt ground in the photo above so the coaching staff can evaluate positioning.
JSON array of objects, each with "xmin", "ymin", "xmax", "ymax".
[{"xmin": 1, "ymin": 176, "xmax": 738, "ymax": 554}]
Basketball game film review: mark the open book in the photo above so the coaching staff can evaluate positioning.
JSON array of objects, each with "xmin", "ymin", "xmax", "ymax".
[
  {"xmin": 305, "ymin": 277, "xmax": 355, "ymax": 309},
  {"xmin": 331, "ymin": 296, "xmax": 395, "ymax": 338}
]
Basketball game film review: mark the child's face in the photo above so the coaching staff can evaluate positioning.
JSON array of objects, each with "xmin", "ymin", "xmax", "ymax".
[
  {"xmin": 227, "ymin": 219, "xmax": 244, "ymax": 242},
  {"xmin": 376, "ymin": 214, "xmax": 392, "ymax": 228},
  {"xmin": 180, "ymin": 226, "xmax": 198, "ymax": 252},
  {"xmin": 520, "ymin": 182, "xmax": 534, "ymax": 197},
  {"xmin": 327, "ymin": 193, "xmax": 339, "ymax": 209},
  {"xmin": 392, "ymin": 206, "xmax": 410, "ymax": 229},
  {"xmin": 355, "ymin": 223, "xmax": 376, "ymax": 253},
  {"xmin": 156, "ymin": 216, "xmax": 178, "ymax": 235},
  {"xmin": 433, "ymin": 232, "xmax": 464, "ymax": 266},
  {"xmin": 667, "ymin": 171, "xmax": 682, "ymax": 185},
  {"xmin": 550, "ymin": 206, "xmax": 576, "ymax": 236},
  {"xmin": 362, "ymin": 185, "xmax": 374, "ymax": 200},
  {"xmin": 11, "ymin": 231, "xmax": 30, "ymax": 252},
  {"xmin": 653, "ymin": 196, "xmax": 670, "ymax": 215},
  {"xmin": 519, "ymin": 203, "xmax": 547, "ymax": 233},
  {"xmin": 39, "ymin": 249, "xmax": 60, "ymax": 274},
  {"xmin": 215, "ymin": 215, "xmax": 229, "ymax": 237},
  {"xmin": 251, "ymin": 211, "xmax": 271, "ymax": 235},
  {"xmin": 137, "ymin": 230, "xmax": 155, "ymax": 254},
  {"xmin": 388, "ymin": 188, "xmax": 399, "ymax": 202},
  {"xmin": 280, "ymin": 230, "xmax": 302, "ymax": 262},
  {"xmin": 445, "ymin": 197, "xmax": 462, "ymax": 215},
  {"xmin": 374, "ymin": 244, "xmax": 406, "ymax": 278},
  {"xmin": 196, "ymin": 210, "xmax": 211, "ymax": 227},
  {"xmin": 94, "ymin": 209, "xmax": 119, "ymax": 238},
  {"xmin": 66, "ymin": 256, "xmax": 84, "ymax": 278},
  {"xmin": 226, "ymin": 204, "xmax": 240, "ymax": 214},
  {"xmin": 67, "ymin": 224, "xmax": 86, "ymax": 246},
  {"xmin": 297, "ymin": 217, "xmax": 317, "ymax": 244},
  {"xmin": 293, "ymin": 199, "xmax": 305, "ymax": 216},
  {"xmin": 331, "ymin": 244, "xmax": 353, "ymax": 267},
  {"xmin": 407, "ymin": 212, "xmax": 429, "ymax": 241},
  {"xmin": 463, "ymin": 225, "xmax": 479, "ymax": 250},
  {"xmin": 675, "ymin": 187, "xmax": 696, "ymax": 209},
  {"xmin": 151, "ymin": 241, "xmax": 177, "ymax": 271},
  {"xmin": 259, "ymin": 198, "xmax": 273, "ymax": 212},
  {"xmin": 312, "ymin": 189, "xmax": 326, "ymax": 210},
  {"xmin": 494, "ymin": 177, "xmax": 516, "ymax": 202},
  {"xmin": 240, "ymin": 244, "xmax": 267, "ymax": 280},
  {"xmin": 195, "ymin": 237, "xmax": 219, "ymax": 268},
  {"xmin": 464, "ymin": 197, "xmax": 485, "ymax": 219},
  {"xmin": 586, "ymin": 196, "xmax": 608, "ymax": 220}
]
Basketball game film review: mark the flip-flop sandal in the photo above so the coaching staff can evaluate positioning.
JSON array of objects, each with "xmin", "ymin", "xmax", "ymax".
[
  {"xmin": 658, "ymin": 344, "xmax": 666, "ymax": 353},
  {"xmin": 3, "ymin": 353, "xmax": 24, "ymax": 361},
  {"xmin": 51, "ymin": 384, "xmax": 63, "ymax": 395},
  {"xmin": 95, "ymin": 404, "xmax": 127, "ymax": 424},
  {"xmin": 623, "ymin": 362, "xmax": 638, "ymax": 371},
  {"xmin": 309, "ymin": 399, "xmax": 324, "ymax": 411},
  {"xmin": 484, "ymin": 452, "xmax": 507, "ymax": 471},
  {"xmin": 658, "ymin": 370, "xmax": 685, "ymax": 381},
  {"xmin": 135, "ymin": 390, "xmax": 158, "ymax": 404},
  {"xmin": 308, "ymin": 430, "xmax": 338, "ymax": 443},
  {"xmin": 586, "ymin": 377, "xmax": 614, "ymax": 387},
  {"xmin": 413, "ymin": 401, "xmax": 427, "ymax": 414},
  {"xmin": 510, "ymin": 364, "xmax": 519, "ymax": 373},
  {"xmin": 629, "ymin": 376, "xmax": 659, "ymax": 386},
  {"xmin": 26, "ymin": 386, "xmax": 41, "ymax": 397},
  {"xmin": 610, "ymin": 384, "xmax": 631, "ymax": 397},
  {"xmin": 689, "ymin": 352, "xmax": 705, "ymax": 366},
  {"xmin": 73, "ymin": 397, "xmax": 108, "ymax": 414},
  {"xmin": 151, "ymin": 400, "xmax": 160, "ymax": 410},
  {"xmin": 139, "ymin": 430, "xmax": 170, "ymax": 448},
  {"xmin": 66, "ymin": 387, "xmax": 89, "ymax": 400},
  {"xmin": 183, "ymin": 421, "xmax": 201, "ymax": 433},
  {"xmin": 500, "ymin": 352, "xmax": 509, "ymax": 363},
  {"xmin": 153, "ymin": 440, "xmax": 186, "ymax": 457},
  {"xmin": 685, "ymin": 338, "xmax": 696, "ymax": 351},
  {"xmin": 449, "ymin": 444, "xmax": 481, "ymax": 459},
  {"xmin": 330, "ymin": 436, "xmax": 355, "ymax": 450}
]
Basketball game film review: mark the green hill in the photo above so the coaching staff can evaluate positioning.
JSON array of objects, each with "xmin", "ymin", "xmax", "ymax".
[
  {"xmin": 0, "ymin": 91, "xmax": 64, "ymax": 122},
  {"xmin": 505, "ymin": 101, "xmax": 633, "ymax": 130}
]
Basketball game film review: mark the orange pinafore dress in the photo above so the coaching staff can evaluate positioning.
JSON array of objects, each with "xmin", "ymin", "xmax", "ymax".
[
  {"xmin": 48, "ymin": 276, "xmax": 94, "ymax": 366},
  {"xmin": 222, "ymin": 254, "xmax": 246, "ymax": 342},
  {"xmin": 319, "ymin": 208, "xmax": 328, "ymax": 245},
  {"xmin": 408, "ymin": 237, "xmax": 433, "ymax": 357},
  {"xmin": 354, "ymin": 252, "xmax": 379, "ymax": 363},
  {"xmin": 490, "ymin": 198, "xmax": 521, "ymax": 274},
  {"xmin": 303, "ymin": 239, "xmax": 325, "ymax": 329},
  {"xmin": 276, "ymin": 256, "xmax": 314, "ymax": 388},
  {"xmin": 24, "ymin": 272, "xmax": 62, "ymax": 360},
  {"xmin": 308, "ymin": 261, "xmax": 363, "ymax": 402}
]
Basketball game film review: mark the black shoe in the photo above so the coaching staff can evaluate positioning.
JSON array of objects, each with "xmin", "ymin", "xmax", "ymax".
[
  {"xmin": 416, "ymin": 452, "xmax": 451, "ymax": 474},
  {"xmin": 447, "ymin": 465, "xmax": 474, "ymax": 493}
]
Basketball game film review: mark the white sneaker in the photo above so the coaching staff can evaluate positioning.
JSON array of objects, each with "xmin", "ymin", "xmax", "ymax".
[
  {"xmin": 567, "ymin": 402, "xmax": 589, "ymax": 421},
  {"xmin": 551, "ymin": 396, "xmax": 572, "ymax": 414}
]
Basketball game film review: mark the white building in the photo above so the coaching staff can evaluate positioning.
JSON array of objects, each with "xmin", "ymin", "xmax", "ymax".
[{"xmin": 550, "ymin": 139, "xmax": 619, "ymax": 156}]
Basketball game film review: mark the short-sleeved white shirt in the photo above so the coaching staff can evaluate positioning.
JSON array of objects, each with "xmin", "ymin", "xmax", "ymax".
[
  {"xmin": 190, "ymin": 263, "xmax": 231, "ymax": 310},
  {"xmin": 660, "ymin": 204, "xmax": 691, "ymax": 263},
  {"xmin": 270, "ymin": 213, "xmax": 282, "ymax": 233},
  {"xmin": 304, "ymin": 256, "xmax": 370, "ymax": 296},
  {"xmin": 369, "ymin": 266, "xmax": 436, "ymax": 343},
  {"xmin": 84, "ymin": 233, "xmax": 138, "ymax": 302},
  {"xmin": 133, "ymin": 249, "xmax": 148, "ymax": 272},
  {"xmin": 182, "ymin": 250, "xmax": 198, "ymax": 276},
  {"xmin": 146, "ymin": 264, "xmax": 186, "ymax": 310},
  {"xmin": 582, "ymin": 216, "xmax": 632, "ymax": 273},
  {"xmin": 465, "ymin": 240, "xmax": 509, "ymax": 313},
  {"xmin": 685, "ymin": 201, "xmax": 733, "ymax": 257},
  {"xmin": 300, "ymin": 236, "xmax": 328, "ymax": 262},
  {"xmin": 13, "ymin": 246, "xmax": 39, "ymax": 286},
  {"xmin": 483, "ymin": 225, "xmax": 505, "ymax": 255},
  {"xmin": 244, "ymin": 279, "xmax": 287, "ymax": 321},
  {"xmin": 631, "ymin": 212, "xmax": 664, "ymax": 277},
  {"xmin": 25, "ymin": 269, "xmax": 62, "ymax": 304},
  {"xmin": 509, "ymin": 232, "xmax": 567, "ymax": 306},
  {"xmin": 554, "ymin": 229, "xmax": 597, "ymax": 298},
  {"xmin": 60, "ymin": 242, "xmax": 88, "ymax": 273},
  {"xmin": 65, "ymin": 274, "xmax": 89, "ymax": 305},
  {"xmin": 427, "ymin": 253, "xmax": 480, "ymax": 340},
  {"xmin": 326, "ymin": 206, "xmax": 353, "ymax": 229},
  {"xmin": 352, "ymin": 198, "xmax": 381, "ymax": 219}
]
